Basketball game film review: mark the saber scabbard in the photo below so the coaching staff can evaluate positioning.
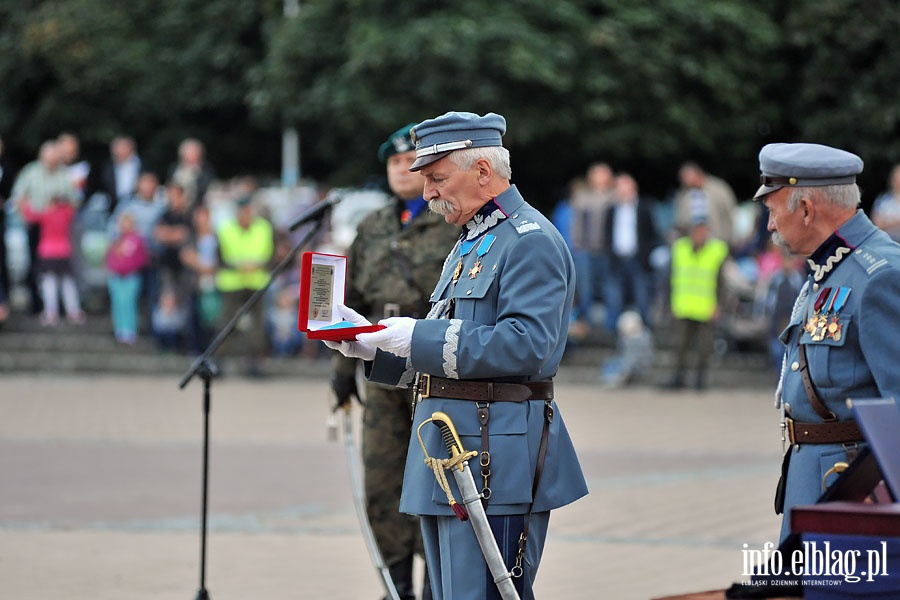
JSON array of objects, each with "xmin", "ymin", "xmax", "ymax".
[{"xmin": 417, "ymin": 411, "xmax": 521, "ymax": 600}]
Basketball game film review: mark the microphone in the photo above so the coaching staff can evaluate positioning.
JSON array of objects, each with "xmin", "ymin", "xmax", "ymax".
[{"xmin": 288, "ymin": 191, "xmax": 343, "ymax": 231}]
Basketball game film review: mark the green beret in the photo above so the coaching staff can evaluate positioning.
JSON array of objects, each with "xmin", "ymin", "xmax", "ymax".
[{"xmin": 377, "ymin": 123, "xmax": 417, "ymax": 163}]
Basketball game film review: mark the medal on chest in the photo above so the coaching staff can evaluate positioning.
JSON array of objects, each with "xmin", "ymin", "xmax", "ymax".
[
  {"xmin": 804, "ymin": 286, "xmax": 851, "ymax": 342},
  {"xmin": 452, "ymin": 260, "xmax": 463, "ymax": 283},
  {"xmin": 826, "ymin": 317, "xmax": 842, "ymax": 341},
  {"xmin": 467, "ymin": 235, "xmax": 496, "ymax": 279},
  {"xmin": 805, "ymin": 287, "xmax": 831, "ymax": 341},
  {"xmin": 457, "ymin": 234, "xmax": 496, "ymax": 282},
  {"xmin": 824, "ymin": 286, "xmax": 851, "ymax": 342}
]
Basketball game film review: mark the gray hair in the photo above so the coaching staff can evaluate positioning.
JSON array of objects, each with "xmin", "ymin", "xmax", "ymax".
[
  {"xmin": 786, "ymin": 184, "xmax": 860, "ymax": 212},
  {"xmin": 448, "ymin": 146, "xmax": 512, "ymax": 179}
]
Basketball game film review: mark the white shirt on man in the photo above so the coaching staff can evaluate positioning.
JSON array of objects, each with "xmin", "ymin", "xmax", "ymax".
[{"xmin": 612, "ymin": 201, "xmax": 638, "ymax": 258}]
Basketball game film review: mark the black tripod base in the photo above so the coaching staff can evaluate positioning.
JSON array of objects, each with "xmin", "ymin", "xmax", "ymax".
[{"xmin": 194, "ymin": 587, "xmax": 211, "ymax": 600}]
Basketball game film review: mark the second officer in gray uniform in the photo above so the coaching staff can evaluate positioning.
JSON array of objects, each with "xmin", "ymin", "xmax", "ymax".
[
  {"xmin": 326, "ymin": 111, "xmax": 588, "ymax": 600},
  {"xmin": 755, "ymin": 142, "xmax": 900, "ymax": 543}
]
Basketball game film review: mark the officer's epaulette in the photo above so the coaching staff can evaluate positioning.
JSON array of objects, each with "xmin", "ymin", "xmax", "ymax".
[
  {"xmin": 851, "ymin": 247, "xmax": 891, "ymax": 276},
  {"xmin": 510, "ymin": 215, "xmax": 542, "ymax": 236}
]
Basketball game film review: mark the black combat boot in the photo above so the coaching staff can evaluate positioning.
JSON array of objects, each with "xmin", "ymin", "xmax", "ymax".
[
  {"xmin": 385, "ymin": 555, "xmax": 415, "ymax": 600},
  {"xmin": 661, "ymin": 371, "xmax": 686, "ymax": 390},
  {"xmin": 694, "ymin": 369, "xmax": 707, "ymax": 391}
]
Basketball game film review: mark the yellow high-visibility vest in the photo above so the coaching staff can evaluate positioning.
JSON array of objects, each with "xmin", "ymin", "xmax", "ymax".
[
  {"xmin": 670, "ymin": 236, "xmax": 728, "ymax": 322},
  {"xmin": 216, "ymin": 218, "xmax": 273, "ymax": 292}
]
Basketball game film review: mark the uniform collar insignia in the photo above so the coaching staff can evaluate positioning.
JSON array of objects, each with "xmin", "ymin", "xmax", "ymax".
[
  {"xmin": 463, "ymin": 199, "xmax": 507, "ymax": 241},
  {"xmin": 807, "ymin": 232, "xmax": 854, "ymax": 282}
]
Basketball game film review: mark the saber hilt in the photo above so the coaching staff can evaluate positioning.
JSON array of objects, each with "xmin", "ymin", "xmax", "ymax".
[
  {"xmin": 430, "ymin": 411, "xmax": 466, "ymax": 471},
  {"xmin": 416, "ymin": 411, "xmax": 476, "ymax": 520}
]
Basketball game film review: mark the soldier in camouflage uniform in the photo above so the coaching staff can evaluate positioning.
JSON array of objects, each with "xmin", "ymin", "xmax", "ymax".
[{"xmin": 331, "ymin": 124, "xmax": 459, "ymax": 600}]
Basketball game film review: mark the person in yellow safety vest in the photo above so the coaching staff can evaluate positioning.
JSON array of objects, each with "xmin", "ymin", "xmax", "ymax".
[
  {"xmin": 662, "ymin": 215, "xmax": 729, "ymax": 390},
  {"xmin": 216, "ymin": 195, "xmax": 274, "ymax": 377}
]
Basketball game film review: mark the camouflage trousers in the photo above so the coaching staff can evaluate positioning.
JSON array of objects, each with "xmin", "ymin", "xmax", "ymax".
[
  {"xmin": 362, "ymin": 382, "xmax": 424, "ymax": 567},
  {"xmin": 218, "ymin": 289, "xmax": 267, "ymax": 356}
]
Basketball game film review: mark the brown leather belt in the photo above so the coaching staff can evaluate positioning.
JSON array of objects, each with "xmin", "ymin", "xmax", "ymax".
[
  {"xmin": 785, "ymin": 417, "xmax": 863, "ymax": 445},
  {"xmin": 415, "ymin": 374, "xmax": 553, "ymax": 402},
  {"xmin": 789, "ymin": 333, "xmax": 862, "ymax": 445}
]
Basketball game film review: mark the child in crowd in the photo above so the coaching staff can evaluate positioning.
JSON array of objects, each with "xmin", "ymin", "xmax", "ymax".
[
  {"xmin": 179, "ymin": 205, "xmax": 219, "ymax": 354},
  {"xmin": 19, "ymin": 195, "xmax": 85, "ymax": 326},
  {"xmin": 151, "ymin": 287, "xmax": 187, "ymax": 352},
  {"xmin": 601, "ymin": 310, "xmax": 655, "ymax": 388},
  {"xmin": 109, "ymin": 171, "xmax": 166, "ymax": 320},
  {"xmin": 267, "ymin": 286, "xmax": 304, "ymax": 357},
  {"xmin": 105, "ymin": 211, "xmax": 149, "ymax": 344}
]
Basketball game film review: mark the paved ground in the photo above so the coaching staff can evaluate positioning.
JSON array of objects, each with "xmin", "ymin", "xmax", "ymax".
[{"xmin": 0, "ymin": 373, "xmax": 785, "ymax": 600}]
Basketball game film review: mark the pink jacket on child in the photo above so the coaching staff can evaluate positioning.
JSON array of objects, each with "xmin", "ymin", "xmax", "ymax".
[
  {"xmin": 105, "ymin": 231, "xmax": 149, "ymax": 276},
  {"xmin": 20, "ymin": 201, "xmax": 76, "ymax": 260}
]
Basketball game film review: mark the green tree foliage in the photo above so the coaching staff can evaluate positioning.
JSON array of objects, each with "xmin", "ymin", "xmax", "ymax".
[
  {"xmin": 254, "ymin": 0, "xmax": 782, "ymax": 201},
  {"xmin": 253, "ymin": 0, "xmax": 591, "ymax": 187},
  {"xmin": 0, "ymin": 0, "xmax": 280, "ymax": 177},
  {"xmin": 2, "ymin": 0, "xmax": 899, "ymax": 205},
  {"xmin": 577, "ymin": 2, "xmax": 781, "ymax": 163},
  {"xmin": 782, "ymin": 0, "xmax": 900, "ymax": 198}
]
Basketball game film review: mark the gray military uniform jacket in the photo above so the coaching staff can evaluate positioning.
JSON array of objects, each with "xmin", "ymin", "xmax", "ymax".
[
  {"xmin": 779, "ymin": 210, "xmax": 900, "ymax": 539},
  {"xmin": 368, "ymin": 185, "xmax": 589, "ymax": 516}
]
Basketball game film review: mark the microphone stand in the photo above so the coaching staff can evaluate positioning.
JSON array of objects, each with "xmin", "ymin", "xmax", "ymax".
[{"xmin": 178, "ymin": 206, "xmax": 331, "ymax": 600}]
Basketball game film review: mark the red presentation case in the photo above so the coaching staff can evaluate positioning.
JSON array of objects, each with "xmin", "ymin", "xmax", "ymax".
[{"xmin": 296, "ymin": 251, "xmax": 384, "ymax": 341}]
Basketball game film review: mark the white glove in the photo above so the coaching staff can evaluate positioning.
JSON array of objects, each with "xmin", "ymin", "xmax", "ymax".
[
  {"xmin": 323, "ymin": 339, "xmax": 377, "ymax": 361},
  {"xmin": 322, "ymin": 305, "xmax": 377, "ymax": 361},
  {"xmin": 335, "ymin": 304, "xmax": 372, "ymax": 327},
  {"xmin": 356, "ymin": 317, "xmax": 417, "ymax": 358}
]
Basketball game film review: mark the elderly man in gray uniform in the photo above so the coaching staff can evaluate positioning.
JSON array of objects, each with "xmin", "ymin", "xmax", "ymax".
[
  {"xmin": 326, "ymin": 111, "xmax": 588, "ymax": 600},
  {"xmin": 755, "ymin": 143, "xmax": 900, "ymax": 544}
]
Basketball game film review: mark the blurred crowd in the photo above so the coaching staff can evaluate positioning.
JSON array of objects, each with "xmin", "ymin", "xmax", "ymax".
[
  {"xmin": 557, "ymin": 157, "xmax": 900, "ymax": 390},
  {"xmin": 552, "ymin": 161, "xmax": 807, "ymax": 389},
  {"xmin": 4, "ymin": 132, "xmax": 900, "ymax": 383},
  {"xmin": 0, "ymin": 132, "xmax": 330, "ymax": 376}
]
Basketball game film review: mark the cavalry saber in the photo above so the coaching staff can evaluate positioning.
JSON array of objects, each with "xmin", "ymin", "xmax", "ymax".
[
  {"xmin": 428, "ymin": 411, "xmax": 521, "ymax": 600},
  {"xmin": 338, "ymin": 405, "xmax": 402, "ymax": 600}
]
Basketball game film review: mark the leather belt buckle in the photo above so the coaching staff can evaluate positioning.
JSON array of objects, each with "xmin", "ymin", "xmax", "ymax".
[
  {"xmin": 417, "ymin": 373, "xmax": 431, "ymax": 399},
  {"xmin": 786, "ymin": 417, "xmax": 797, "ymax": 446}
]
